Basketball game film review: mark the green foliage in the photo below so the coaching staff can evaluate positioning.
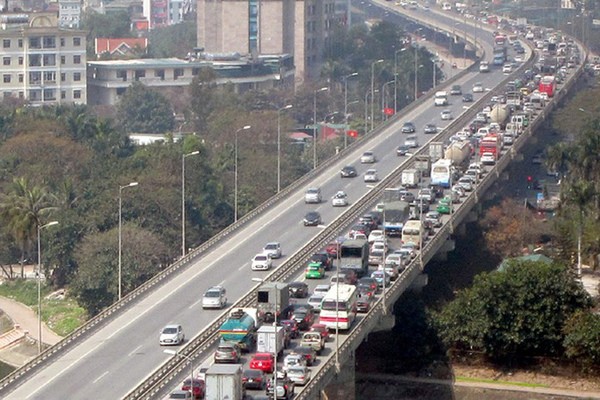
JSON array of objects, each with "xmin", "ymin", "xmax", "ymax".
[
  {"xmin": 117, "ymin": 82, "xmax": 175, "ymax": 133},
  {"xmin": 147, "ymin": 21, "xmax": 197, "ymax": 58},
  {"xmin": 434, "ymin": 260, "xmax": 592, "ymax": 364},
  {"xmin": 81, "ymin": 10, "xmax": 132, "ymax": 56},
  {"xmin": 563, "ymin": 311, "xmax": 600, "ymax": 370}
]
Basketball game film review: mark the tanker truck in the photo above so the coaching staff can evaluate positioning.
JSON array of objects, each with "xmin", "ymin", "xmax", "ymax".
[{"xmin": 444, "ymin": 140, "xmax": 471, "ymax": 168}]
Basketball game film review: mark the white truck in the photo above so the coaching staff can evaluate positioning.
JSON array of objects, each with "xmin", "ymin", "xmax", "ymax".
[
  {"xmin": 204, "ymin": 364, "xmax": 245, "ymax": 400},
  {"xmin": 429, "ymin": 141, "xmax": 445, "ymax": 162},
  {"xmin": 434, "ymin": 91, "xmax": 448, "ymax": 106},
  {"xmin": 401, "ymin": 168, "xmax": 421, "ymax": 188},
  {"xmin": 256, "ymin": 325, "xmax": 285, "ymax": 357}
]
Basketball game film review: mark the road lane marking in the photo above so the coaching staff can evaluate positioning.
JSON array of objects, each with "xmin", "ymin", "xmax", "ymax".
[
  {"xmin": 188, "ymin": 298, "xmax": 203, "ymax": 309},
  {"xmin": 128, "ymin": 345, "xmax": 142, "ymax": 357},
  {"xmin": 92, "ymin": 371, "xmax": 109, "ymax": 384}
]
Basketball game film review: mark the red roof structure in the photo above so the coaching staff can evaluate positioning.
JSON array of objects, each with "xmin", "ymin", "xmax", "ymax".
[{"xmin": 95, "ymin": 38, "xmax": 148, "ymax": 58}]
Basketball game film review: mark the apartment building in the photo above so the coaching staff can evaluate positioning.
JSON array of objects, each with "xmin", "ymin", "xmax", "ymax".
[
  {"xmin": 58, "ymin": 0, "xmax": 82, "ymax": 28},
  {"xmin": 0, "ymin": 13, "xmax": 87, "ymax": 105},
  {"xmin": 196, "ymin": 0, "xmax": 338, "ymax": 83}
]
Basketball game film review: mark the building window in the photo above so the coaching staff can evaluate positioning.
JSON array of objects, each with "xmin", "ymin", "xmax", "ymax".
[
  {"xmin": 43, "ymin": 89, "xmax": 56, "ymax": 101},
  {"xmin": 29, "ymin": 72, "xmax": 41, "ymax": 84},
  {"xmin": 73, "ymin": 72, "xmax": 81, "ymax": 81},
  {"xmin": 61, "ymin": 73, "xmax": 66, "ymax": 82},
  {"xmin": 18, "ymin": 74, "xmax": 23, "ymax": 83},
  {"xmin": 18, "ymin": 91, "xmax": 23, "ymax": 99},
  {"xmin": 3, "ymin": 57, "xmax": 10, "ymax": 66},
  {"xmin": 17, "ymin": 39, "xmax": 22, "ymax": 48},
  {"xmin": 3, "ymin": 39, "xmax": 10, "ymax": 48},
  {"xmin": 60, "ymin": 38, "xmax": 65, "ymax": 46},
  {"xmin": 61, "ymin": 90, "xmax": 66, "ymax": 99},
  {"xmin": 3, "ymin": 92, "xmax": 11, "ymax": 99},
  {"xmin": 174, "ymin": 68, "xmax": 183, "ymax": 79},
  {"xmin": 117, "ymin": 87, "xmax": 126, "ymax": 95},
  {"xmin": 18, "ymin": 57, "xmax": 23, "ymax": 65},
  {"xmin": 29, "ymin": 55, "xmax": 42, "ymax": 67},
  {"xmin": 73, "ymin": 37, "xmax": 81, "ymax": 46},
  {"xmin": 3, "ymin": 74, "xmax": 11, "ymax": 83},
  {"xmin": 29, "ymin": 37, "xmax": 41, "ymax": 49},
  {"xmin": 73, "ymin": 90, "xmax": 81, "ymax": 99},
  {"xmin": 154, "ymin": 69, "xmax": 165, "ymax": 80},
  {"xmin": 73, "ymin": 55, "xmax": 81, "ymax": 64},
  {"xmin": 43, "ymin": 71, "xmax": 56, "ymax": 83},
  {"xmin": 116, "ymin": 70, "xmax": 127, "ymax": 81},
  {"xmin": 43, "ymin": 54, "xmax": 56, "ymax": 66},
  {"xmin": 43, "ymin": 36, "xmax": 56, "ymax": 48},
  {"xmin": 61, "ymin": 56, "xmax": 66, "ymax": 65},
  {"xmin": 134, "ymin": 70, "xmax": 145, "ymax": 80}
]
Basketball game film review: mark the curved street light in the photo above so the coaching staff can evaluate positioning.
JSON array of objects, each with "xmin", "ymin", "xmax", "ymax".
[
  {"xmin": 182, "ymin": 151, "xmax": 200, "ymax": 257},
  {"xmin": 119, "ymin": 182, "xmax": 138, "ymax": 301},
  {"xmin": 234, "ymin": 125, "xmax": 252, "ymax": 222},
  {"xmin": 37, "ymin": 220, "xmax": 58, "ymax": 353}
]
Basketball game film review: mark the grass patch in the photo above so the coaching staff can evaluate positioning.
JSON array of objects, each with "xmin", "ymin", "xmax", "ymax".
[
  {"xmin": 456, "ymin": 376, "xmax": 549, "ymax": 388},
  {"xmin": 0, "ymin": 279, "xmax": 87, "ymax": 336}
]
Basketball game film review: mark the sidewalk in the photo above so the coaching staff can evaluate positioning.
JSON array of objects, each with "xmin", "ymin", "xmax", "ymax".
[{"xmin": 0, "ymin": 296, "xmax": 63, "ymax": 348}]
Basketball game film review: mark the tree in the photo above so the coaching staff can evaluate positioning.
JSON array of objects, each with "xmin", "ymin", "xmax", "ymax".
[
  {"xmin": 116, "ymin": 82, "xmax": 175, "ymax": 133},
  {"xmin": 71, "ymin": 225, "xmax": 169, "ymax": 315},
  {"xmin": 187, "ymin": 68, "xmax": 219, "ymax": 133},
  {"xmin": 147, "ymin": 21, "xmax": 197, "ymax": 58},
  {"xmin": 434, "ymin": 260, "xmax": 592, "ymax": 364},
  {"xmin": 0, "ymin": 178, "xmax": 57, "ymax": 277},
  {"xmin": 81, "ymin": 10, "xmax": 131, "ymax": 56}
]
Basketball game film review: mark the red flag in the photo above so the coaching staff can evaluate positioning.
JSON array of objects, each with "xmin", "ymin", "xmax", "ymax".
[
  {"xmin": 346, "ymin": 130, "xmax": 358, "ymax": 138},
  {"xmin": 384, "ymin": 107, "xmax": 395, "ymax": 116}
]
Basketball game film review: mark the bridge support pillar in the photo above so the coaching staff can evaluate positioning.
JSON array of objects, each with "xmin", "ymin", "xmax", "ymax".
[
  {"xmin": 408, "ymin": 273, "xmax": 428, "ymax": 292},
  {"xmin": 323, "ymin": 349, "xmax": 356, "ymax": 400}
]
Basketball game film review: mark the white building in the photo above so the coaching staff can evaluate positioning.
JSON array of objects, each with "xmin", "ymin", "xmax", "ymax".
[{"xmin": 58, "ymin": 0, "xmax": 82, "ymax": 29}]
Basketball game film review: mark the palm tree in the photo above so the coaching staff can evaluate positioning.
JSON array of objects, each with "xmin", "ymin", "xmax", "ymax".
[{"xmin": 0, "ymin": 177, "xmax": 57, "ymax": 278}]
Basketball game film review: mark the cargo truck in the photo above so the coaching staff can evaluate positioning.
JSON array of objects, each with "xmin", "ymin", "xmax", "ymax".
[
  {"xmin": 489, "ymin": 104, "xmax": 510, "ymax": 129},
  {"xmin": 219, "ymin": 308, "xmax": 257, "ymax": 351},
  {"xmin": 382, "ymin": 200, "xmax": 411, "ymax": 236},
  {"xmin": 257, "ymin": 282, "xmax": 290, "ymax": 323},
  {"xmin": 429, "ymin": 141, "xmax": 445, "ymax": 162},
  {"xmin": 444, "ymin": 141, "xmax": 471, "ymax": 167},
  {"xmin": 256, "ymin": 325, "xmax": 285, "ymax": 358},
  {"xmin": 414, "ymin": 155, "xmax": 431, "ymax": 177},
  {"xmin": 479, "ymin": 134, "xmax": 501, "ymax": 161},
  {"xmin": 204, "ymin": 364, "xmax": 245, "ymax": 400},
  {"xmin": 493, "ymin": 46, "xmax": 507, "ymax": 65},
  {"xmin": 401, "ymin": 168, "xmax": 421, "ymax": 188}
]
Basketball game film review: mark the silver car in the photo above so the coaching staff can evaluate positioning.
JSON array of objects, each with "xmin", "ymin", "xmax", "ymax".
[
  {"xmin": 202, "ymin": 286, "xmax": 227, "ymax": 309},
  {"xmin": 159, "ymin": 324, "xmax": 184, "ymax": 346},
  {"xmin": 263, "ymin": 242, "xmax": 282, "ymax": 259},
  {"xmin": 286, "ymin": 365, "xmax": 312, "ymax": 386}
]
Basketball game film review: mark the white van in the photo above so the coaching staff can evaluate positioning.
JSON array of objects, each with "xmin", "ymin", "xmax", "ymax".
[
  {"xmin": 441, "ymin": 2, "xmax": 452, "ymax": 10},
  {"xmin": 434, "ymin": 91, "xmax": 448, "ymax": 106},
  {"xmin": 402, "ymin": 220, "xmax": 424, "ymax": 248}
]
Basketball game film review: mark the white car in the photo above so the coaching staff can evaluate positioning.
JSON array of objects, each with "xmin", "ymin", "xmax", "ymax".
[
  {"xmin": 159, "ymin": 324, "xmax": 185, "ymax": 346},
  {"xmin": 313, "ymin": 284, "xmax": 331, "ymax": 296},
  {"xmin": 481, "ymin": 152, "xmax": 496, "ymax": 165},
  {"xmin": 404, "ymin": 135, "xmax": 419, "ymax": 148},
  {"xmin": 502, "ymin": 64, "xmax": 513, "ymax": 73},
  {"xmin": 263, "ymin": 242, "xmax": 282, "ymax": 259},
  {"xmin": 283, "ymin": 353, "xmax": 307, "ymax": 372},
  {"xmin": 371, "ymin": 241, "xmax": 387, "ymax": 253},
  {"xmin": 472, "ymin": 82, "xmax": 484, "ymax": 93},
  {"xmin": 251, "ymin": 253, "xmax": 272, "ymax": 271},
  {"xmin": 364, "ymin": 169, "xmax": 379, "ymax": 182},
  {"xmin": 360, "ymin": 151, "xmax": 376, "ymax": 163},
  {"xmin": 384, "ymin": 253, "xmax": 403, "ymax": 266},
  {"xmin": 457, "ymin": 176, "xmax": 474, "ymax": 191},
  {"xmin": 202, "ymin": 286, "xmax": 227, "ymax": 309},
  {"xmin": 440, "ymin": 109, "xmax": 453, "ymax": 120},
  {"xmin": 368, "ymin": 229, "xmax": 384, "ymax": 243},
  {"xmin": 331, "ymin": 191, "xmax": 348, "ymax": 207},
  {"xmin": 307, "ymin": 293, "xmax": 325, "ymax": 311},
  {"xmin": 287, "ymin": 365, "xmax": 312, "ymax": 386}
]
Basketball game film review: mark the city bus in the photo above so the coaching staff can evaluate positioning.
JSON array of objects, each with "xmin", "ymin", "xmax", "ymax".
[
  {"xmin": 402, "ymin": 219, "xmax": 424, "ymax": 248},
  {"xmin": 339, "ymin": 239, "xmax": 369, "ymax": 277},
  {"xmin": 318, "ymin": 284, "xmax": 358, "ymax": 331},
  {"xmin": 430, "ymin": 159, "xmax": 453, "ymax": 188}
]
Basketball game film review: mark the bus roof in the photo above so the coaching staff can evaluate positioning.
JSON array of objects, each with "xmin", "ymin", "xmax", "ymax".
[{"xmin": 322, "ymin": 284, "xmax": 356, "ymax": 301}]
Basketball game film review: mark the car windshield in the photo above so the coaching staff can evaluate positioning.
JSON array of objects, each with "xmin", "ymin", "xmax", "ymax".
[
  {"xmin": 255, "ymin": 255, "xmax": 267, "ymax": 261},
  {"xmin": 205, "ymin": 291, "xmax": 220, "ymax": 298},
  {"xmin": 265, "ymin": 243, "xmax": 277, "ymax": 250},
  {"xmin": 244, "ymin": 370, "xmax": 262, "ymax": 377}
]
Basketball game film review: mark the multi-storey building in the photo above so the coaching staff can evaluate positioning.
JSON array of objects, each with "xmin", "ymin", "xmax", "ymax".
[
  {"xmin": 58, "ymin": 0, "xmax": 82, "ymax": 29},
  {"xmin": 0, "ymin": 13, "xmax": 87, "ymax": 105},
  {"xmin": 143, "ymin": 0, "xmax": 168, "ymax": 28},
  {"xmin": 196, "ymin": 0, "xmax": 337, "ymax": 83}
]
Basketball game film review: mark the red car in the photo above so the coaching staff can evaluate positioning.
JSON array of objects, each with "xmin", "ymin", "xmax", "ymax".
[
  {"xmin": 181, "ymin": 378, "xmax": 205, "ymax": 399},
  {"xmin": 249, "ymin": 353, "xmax": 275, "ymax": 373},
  {"xmin": 309, "ymin": 323, "xmax": 329, "ymax": 341}
]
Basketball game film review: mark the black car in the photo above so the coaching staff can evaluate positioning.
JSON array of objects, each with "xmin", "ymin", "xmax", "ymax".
[
  {"xmin": 396, "ymin": 144, "xmax": 410, "ymax": 156},
  {"xmin": 243, "ymin": 369, "xmax": 266, "ymax": 390},
  {"xmin": 462, "ymin": 93, "xmax": 474, "ymax": 102},
  {"xmin": 340, "ymin": 165, "xmax": 357, "ymax": 178},
  {"xmin": 310, "ymin": 252, "xmax": 332, "ymax": 270},
  {"xmin": 401, "ymin": 121, "xmax": 416, "ymax": 133},
  {"xmin": 424, "ymin": 123, "xmax": 438, "ymax": 134},
  {"xmin": 291, "ymin": 306, "xmax": 316, "ymax": 330},
  {"xmin": 356, "ymin": 295, "xmax": 372, "ymax": 313},
  {"xmin": 450, "ymin": 84, "xmax": 462, "ymax": 95},
  {"xmin": 290, "ymin": 346, "xmax": 317, "ymax": 366},
  {"xmin": 363, "ymin": 210, "xmax": 383, "ymax": 225},
  {"xmin": 288, "ymin": 281, "xmax": 309, "ymax": 298},
  {"xmin": 428, "ymin": 184, "xmax": 444, "ymax": 199},
  {"xmin": 303, "ymin": 211, "xmax": 322, "ymax": 226}
]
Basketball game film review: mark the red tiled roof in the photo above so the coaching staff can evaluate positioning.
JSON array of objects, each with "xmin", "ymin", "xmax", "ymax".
[{"xmin": 95, "ymin": 38, "xmax": 148, "ymax": 57}]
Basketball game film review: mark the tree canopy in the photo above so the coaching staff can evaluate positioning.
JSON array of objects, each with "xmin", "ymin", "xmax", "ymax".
[{"xmin": 117, "ymin": 82, "xmax": 175, "ymax": 133}]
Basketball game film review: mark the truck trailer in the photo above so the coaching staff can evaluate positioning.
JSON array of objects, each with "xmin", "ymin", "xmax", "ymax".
[{"xmin": 204, "ymin": 364, "xmax": 245, "ymax": 400}]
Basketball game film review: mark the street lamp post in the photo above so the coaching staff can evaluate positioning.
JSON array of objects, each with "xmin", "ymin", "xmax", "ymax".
[
  {"xmin": 414, "ymin": 42, "xmax": 419, "ymax": 101},
  {"xmin": 432, "ymin": 54, "xmax": 438, "ymax": 89},
  {"xmin": 364, "ymin": 89, "xmax": 379, "ymax": 135},
  {"xmin": 313, "ymin": 87, "xmax": 329, "ymax": 169},
  {"xmin": 343, "ymin": 72, "xmax": 358, "ymax": 149},
  {"xmin": 252, "ymin": 278, "xmax": 278, "ymax": 393},
  {"xmin": 394, "ymin": 48, "xmax": 406, "ymax": 113},
  {"xmin": 234, "ymin": 125, "xmax": 252, "ymax": 222},
  {"xmin": 381, "ymin": 80, "xmax": 395, "ymax": 121},
  {"xmin": 118, "ymin": 182, "xmax": 138, "ymax": 301},
  {"xmin": 164, "ymin": 349, "xmax": 194, "ymax": 397},
  {"xmin": 37, "ymin": 220, "xmax": 58, "ymax": 353},
  {"xmin": 370, "ymin": 59, "xmax": 384, "ymax": 131},
  {"xmin": 182, "ymin": 151, "xmax": 200, "ymax": 258},
  {"xmin": 277, "ymin": 105, "xmax": 293, "ymax": 193}
]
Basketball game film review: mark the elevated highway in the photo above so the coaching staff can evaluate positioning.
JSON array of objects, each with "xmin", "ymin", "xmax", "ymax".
[{"xmin": 0, "ymin": 1, "xmax": 585, "ymax": 399}]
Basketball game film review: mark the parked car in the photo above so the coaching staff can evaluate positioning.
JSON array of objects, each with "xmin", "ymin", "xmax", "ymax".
[
  {"xmin": 242, "ymin": 369, "xmax": 266, "ymax": 390},
  {"xmin": 159, "ymin": 324, "xmax": 185, "ymax": 346},
  {"xmin": 340, "ymin": 165, "xmax": 357, "ymax": 178},
  {"xmin": 303, "ymin": 211, "xmax": 322, "ymax": 226},
  {"xmin": 263, "ymin": 242, "xmax": 282, "ymax": 259},
  {"xmin": 202, "ymin": 286, "xmax": 227, "ymax": 309},
  {"xmin": 360, "ymin": 151, "xmax": 377, "ymax": 163},
  {"xmin": 252, "ymin": 253, "xmax": 273, "ymax": 271},
  {"xmin": 288, "ymin": 281, "xmax": 309, "ymax": 298}
]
